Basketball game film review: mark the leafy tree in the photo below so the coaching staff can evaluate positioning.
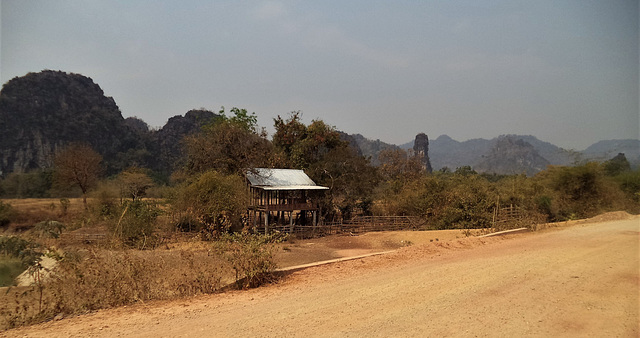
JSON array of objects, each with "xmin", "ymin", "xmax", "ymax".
[
  {"xmin": 308, "ymin": 147, "xmax": 380, "ymax": 219},
  {"xmin": 273, "ymin": 113, "xmax": 378, "ymax": 219},
  {"xmin": 543, "ymin": 163, "xmax": 625, "ymax": 219},
  {"xmin": 109, "ymin": 200, "xmax": 160, "ymax": 249},
  {"xmin": 272, "ymin": 111, "xmax": 307, "ymax": 160},
  {"xmin": 184, "ymin": 108, "xmax": 277, "ymax": 176},
  {"xmin": 273, "ymin": 113, "xmax": 347, "ymax": 169},
  {"xmin": 614, "ymin": 169, "xmax": 640, "ymax": 203},
  {"xmin": 221, "ymin": 106, "xmax": 259, "ymax": 133},
  {"xmin": 53, "ymin": 143, "xmax": 102, "ymax": 208},
  {"xmin": 454, "ymin": 165, "xmax": 477, "ymax": 176}
]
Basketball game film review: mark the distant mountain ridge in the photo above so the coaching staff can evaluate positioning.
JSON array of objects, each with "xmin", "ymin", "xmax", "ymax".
[{"xmin": 396, "ymin": 134, "xmax": 639, "ymax": 174}]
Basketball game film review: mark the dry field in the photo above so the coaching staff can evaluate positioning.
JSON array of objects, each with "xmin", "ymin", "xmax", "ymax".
[{"xmin": 2, "ymin": 212, "xmax": 638, "ymax": 337}]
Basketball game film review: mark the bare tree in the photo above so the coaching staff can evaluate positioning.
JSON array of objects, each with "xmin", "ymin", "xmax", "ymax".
[{"xmin": 54, "ymin": 143, "xmax": 102, "ymax": 208}]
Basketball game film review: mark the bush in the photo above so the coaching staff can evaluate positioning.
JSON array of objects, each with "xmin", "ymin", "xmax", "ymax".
[
  {"xmin": 0, "ymin": 236, "xmax": 43, "ymax": 268},
  {"xmin": 109, "ymin": 200, "xmax": 161, "ymax": 249},
  {"xmin": 33, "ymin": 221, "xmax": 66, "ymax": 239},
  {"xmin": 172, "ymin": 170, "xmax": 248, "ymax": 237},
  {"xmin": 544, "ymin": 163, "xmax": 629, "ymax": 219},
  {"xmin": 216, "ymin": 232, "xmax": 284, "ymax": 289},
  {"xmin": 0, "ymin": 202, "xmax": 17, "ymax": 227},
  {"xmin": 0, "ymin": 255, "xmax": 24, "ymax": 287}
]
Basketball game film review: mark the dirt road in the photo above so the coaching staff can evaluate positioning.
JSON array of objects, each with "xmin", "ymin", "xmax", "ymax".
[{"xmin": 4, "ymin": 217, "xmax": 639, "ymax": 337}]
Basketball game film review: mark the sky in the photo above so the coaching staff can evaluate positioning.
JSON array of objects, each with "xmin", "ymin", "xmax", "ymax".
[{"xmin": 1, "ymin": 0, "xmax": 638, "ymax": 150}]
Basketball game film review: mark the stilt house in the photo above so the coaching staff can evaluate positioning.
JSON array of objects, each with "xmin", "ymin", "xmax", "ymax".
[{"xmin": 246, "ymin": 168, "xmax": 328, "ymax": 233}]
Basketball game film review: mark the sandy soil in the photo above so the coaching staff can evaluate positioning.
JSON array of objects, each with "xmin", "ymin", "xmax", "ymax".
[
  {"xmin": 3, "ymin": 215, "xmax": 638, "ymax": 337},
  {"xmin": 275, "ymin": 229, "xmax": 470, "ymax": 268}
]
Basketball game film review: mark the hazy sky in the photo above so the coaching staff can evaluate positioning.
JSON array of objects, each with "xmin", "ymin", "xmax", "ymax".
[{"xmin": 1, "ymin": 0, "xmax": 638, "ymax": 150}]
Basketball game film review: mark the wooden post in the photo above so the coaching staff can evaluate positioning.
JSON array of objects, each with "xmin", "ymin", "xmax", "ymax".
[{"xmin": 289, "ymin": 211, "xmax": 294, "ymax": 233}]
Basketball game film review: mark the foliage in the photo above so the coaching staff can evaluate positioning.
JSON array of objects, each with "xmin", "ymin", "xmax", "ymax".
[
  {"xmin": 216, "ymin": 232, "xmax": 284, "ymax": 289},
  {"xmin": 109, "ymin": 200, "xmax": 161, "ymax": 249},
  {"xmin": 53, "ymin": 143, "xmax": 103, "ymax": 207},
  {"xmin": 0, "ymin": 236, "xmax": 43, "ymax": 268},
  {"xmin": 0, "ymin": 255, "xmax": 23, "ymax": 287},
  {"xmin": 0, "ymin": 170, "xmax": 53, "ymax": 198},
  {"xmin": 172, "ymin": 170, "xmax": 248, "ymax": 236},
  {"xmin": 308, "ymin": 147, "xmax": 380, "ymax": 219},
  {"xmin": 378, "ymin": 148, "xmax": 424, "ymax": 194},
  {"xmin": 184, "ymin": 108, "xmax": 276, "ymax": 176},
  {"xmin": 0, "ymin": 201, "xmax": 17, "ymax": 227},
  {"xmin": 613, "ymin": 169, "xmax": 640, "ymax": 203},
  {"xmin": 219, "ymin": 106, "xmax": 259, "ymax": 133},
  {"xmin": 603, "ymin": 153, "xmax": 631, "ymax": 176},
  {"xmin": 273, "ymin": 112, "xmax": 348, "ymax": 169},
  {"xmin": 273, "ymin": 112, "xmax": 379, "ymax": 220},
  {"xmin": 377, "ymin": 160, "xmax": 637, "ymax": 229},
  {"xmin": 539, "ymin": 163, "xmax": 623, "ymax": 219},
  {"xmin": 33, "ymin": 220, "xmax": 65, "ymax": 239}
]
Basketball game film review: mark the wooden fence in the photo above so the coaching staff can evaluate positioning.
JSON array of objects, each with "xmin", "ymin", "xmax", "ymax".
[
  {"xmin": 253, "ymin": 215, "xmax": 428, "ymax": 237},
  {"xmin": 492, "ymin": 204, "xmax": 525, "ymax": 229},
  {"xmin": 59, "ymin": 232, "xmax": 107, "ymax": 243}
]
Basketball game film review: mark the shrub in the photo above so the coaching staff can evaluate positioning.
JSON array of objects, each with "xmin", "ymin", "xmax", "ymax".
[
  {"xmin": 0, "ymin": 256, "xmax": 24, "ymax": 287},
  {"xmin": 0, "ymin": 236, "xmax": 43, "ymax": 268},
  {"xmin": 172, "ymin": 170, "xmax": 248, "ymax": 237},
  {"xmin": 109, "ymin": 200, "xmax": 161, "ymax": 249},
  {"xmin": 0, "ymin": 202, "xmax": 17, "ymax": 227},
  {"xmin": 33, "ymin": 221, "xmax": 66, "ymax": 239},
  {"xmin": 216, "ymin": 232, "xmax": 284, "ymax": 289}
]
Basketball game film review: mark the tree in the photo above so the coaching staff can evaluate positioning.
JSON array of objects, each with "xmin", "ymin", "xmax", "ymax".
[
  {"xmin": 307, "ymin": 147, "xmax": 380, "ymax": 219},
  {"xmin": 119, "ymin": 167, "xmax": 154, "ymax": 201},
  {"xmin": 273, "ymin": 113, "xmax": 378, "ymax": 219},
  {"xmin": 273, "ymin": 112, "xmax": 348, "ymax": 169},
  {"xmin": 183, "ymin": 108, "xmax": 278, "ymax": 176},
  {"xmin": 378, "ymin": 149, "xmax": 424, "ymax": 187},
  {"xmin": 54, "ymin": 143, "xmax": 102, "ymax": 208}
]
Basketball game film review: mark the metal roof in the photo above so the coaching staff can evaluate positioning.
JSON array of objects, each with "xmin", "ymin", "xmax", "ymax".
[{"xmin": 246, "ymin": 168, "xmax": 329, "ymax": 190}]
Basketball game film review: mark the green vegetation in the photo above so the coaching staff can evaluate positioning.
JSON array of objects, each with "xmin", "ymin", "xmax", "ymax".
[{"xmin": 0, "ymin": 255, "xmax": 23, "ymax": 287}]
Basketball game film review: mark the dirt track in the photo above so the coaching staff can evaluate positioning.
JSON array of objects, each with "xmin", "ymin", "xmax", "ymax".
[{"xmin": 4, "ymin": 217, "xmax": 639, "ymax": 337}]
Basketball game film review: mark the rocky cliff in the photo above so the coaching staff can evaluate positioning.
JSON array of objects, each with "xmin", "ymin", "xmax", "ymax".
[
  {"xmin": 0, "ymin": 70, "xmax": 140, "ymax": 175},
  {"xmin": 0, "ymin": 71, "xmax": 218, "ymax": 177}
]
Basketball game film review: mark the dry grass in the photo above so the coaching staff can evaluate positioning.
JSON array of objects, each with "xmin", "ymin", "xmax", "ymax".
[
  {"xmin": 0, "ymin": 247, "xmax": 233, "ymax": 330},
  {"xmin": 1, "ymin": 198, "xmax": 86, "ymax": 231}
]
